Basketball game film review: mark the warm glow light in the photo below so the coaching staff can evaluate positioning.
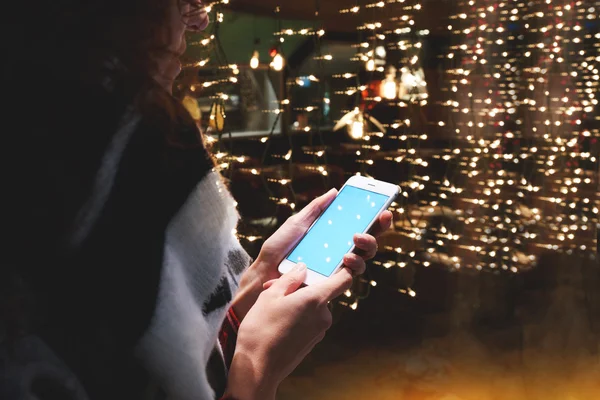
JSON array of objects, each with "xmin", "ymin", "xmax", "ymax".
[
  {"xmin": 350, "ymin": 120, "xmax": 364, "ymax": 139},
  {"xmin": 366, "ymin": 59, "xmax": 376, "ymax": 72},
  {"xmin": 195, "ymin": 0, "xmax": 600, "ymax": 313},
  {"xmin": 270, "ymin": 53, "xmax": 284, "ymax": 71},
  {"xmin": 250, "ymin": 50, "xmax": 259, "ymax": 69},
  {"xmin": 382, "ymin": 80, "xmax": 397, "ymax": 99}
]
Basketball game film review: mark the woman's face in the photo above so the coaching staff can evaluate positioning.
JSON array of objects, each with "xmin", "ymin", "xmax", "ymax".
[{"xmin": 155, "ymin": 0, "xmax": 209, "ymax": 91}]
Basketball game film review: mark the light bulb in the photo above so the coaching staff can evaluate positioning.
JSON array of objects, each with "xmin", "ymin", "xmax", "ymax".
[
  {"xmin": 375, "ymin": 45, "xmax": 386, "ymax": 58},
  {"xmin": 366, "ymin": 59, "xmax": 375, "ymax": 71},
  {"xmin": 350, "ymin": 120, "xmax": 364, "ymax": 139},
  {"xmin": 382, "ymin": 79, "xmax": 397, "ymax": 100},
  {"xmin": 270, "ymin": 53, "xmax": 284, "ymax": 71},
  {"xmin": 250, "ymin": 50, "xmax": 259, "ymax": 69}
]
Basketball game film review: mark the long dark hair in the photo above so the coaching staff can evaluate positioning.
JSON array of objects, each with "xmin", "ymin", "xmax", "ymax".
[
  {"xmin": 7, "ymin": 0, "xmax": 206, "ymax": 85},
  {"xmin": 2, "ymin": 0, "xmax": 203, "ymax": 348}
]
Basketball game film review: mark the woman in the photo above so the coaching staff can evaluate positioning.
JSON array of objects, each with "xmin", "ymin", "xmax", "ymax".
[{"xmin": 1, "ymin": 1, "xmax": 392, "ymax": 399}]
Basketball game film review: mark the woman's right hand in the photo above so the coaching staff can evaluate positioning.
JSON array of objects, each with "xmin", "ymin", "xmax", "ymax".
[{"xmin": 224, "ymin": 263, "xmax": 353, "ymax": 400}]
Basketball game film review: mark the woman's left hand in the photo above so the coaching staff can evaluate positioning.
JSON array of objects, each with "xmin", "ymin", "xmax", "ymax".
[{"xmin": 232, "ymin": 188, "xmax": 393, "ymax": 319}]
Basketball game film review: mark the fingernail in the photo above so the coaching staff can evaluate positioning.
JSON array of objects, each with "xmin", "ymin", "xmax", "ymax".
[
  {"xmin": 355, "ymin": 234, "xmax": 367, "ymax": 244},
  {"xmin": 294, "ymin": 263, "xmax": 307, "ymax": 272}
]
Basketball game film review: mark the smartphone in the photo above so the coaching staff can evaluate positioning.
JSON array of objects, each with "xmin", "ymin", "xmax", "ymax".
[{"xmin": 278, "ymin": 176, "xmax": 399, "ymax": 285}]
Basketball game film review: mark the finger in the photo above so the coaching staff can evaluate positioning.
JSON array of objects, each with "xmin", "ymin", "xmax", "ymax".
[
  {"xmin": 343, "ymin": 253, "xmax": 366, "ymax": 276},
  {"xmin": 260, "ymin": 189, "xmax": 339, "ymax": 262},
  {"xmin": 305, "ymin": 267, "xmax": 353, "ymax": 303},
  {"xmin": 270, "ymin": 263, "xmax": 307, "ymax": 296},
  {"xmin": 368, "ymin": 210, "xmax": 393, "ymax": 238},
  {"xmin": 262, "ymin": 279, "xmax": 278, "ymax": 290},
  {"xmin": 292, "ymin": 188, "xmax": 337, "ymax": 229},
  {"xmin": 353, "ymin": 233, "xmax": 378, "ymax": 260}
]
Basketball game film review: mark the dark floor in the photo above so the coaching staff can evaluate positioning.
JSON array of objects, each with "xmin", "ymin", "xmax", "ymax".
[{"xmin": 278, "ymin": 253, "xmax": 600, "ymax": 400}]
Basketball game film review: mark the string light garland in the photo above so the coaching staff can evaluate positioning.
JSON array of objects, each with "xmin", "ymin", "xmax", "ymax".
[
  {"xmin": 435, "ymin": 0, "xmax": 599, "ymax": 276},
  {"xmin": 183, "ymin": 0, "xmax": 599, "ymax": 311}
]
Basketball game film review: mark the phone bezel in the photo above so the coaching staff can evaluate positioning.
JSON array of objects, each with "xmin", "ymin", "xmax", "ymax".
[{"xmin": 278, "ymin": 175, "xmax": 399, "ymax": 285}]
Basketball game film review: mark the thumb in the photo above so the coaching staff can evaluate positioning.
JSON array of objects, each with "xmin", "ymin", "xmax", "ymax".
[
  {"xmin": 293, "ymin": 188, "xmax": 337, "ymax": 228},
  {"xmin": 270, "ymin": 263, "xmax": 307, "ymax": 296},
  {"xmin": 305, "ymin": 267, "xmax": 354, "ymax": 303}
]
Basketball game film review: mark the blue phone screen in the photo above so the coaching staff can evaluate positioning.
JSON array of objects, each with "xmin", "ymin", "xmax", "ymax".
[{"xmin": 287, "ymin": 185, "xmax": 390, "ymax": 277}]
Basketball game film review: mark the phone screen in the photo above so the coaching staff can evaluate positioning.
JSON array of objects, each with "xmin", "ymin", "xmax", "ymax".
[{"xmin": 287, "ymin": 185, "xmax": 391, "ymax": 277}]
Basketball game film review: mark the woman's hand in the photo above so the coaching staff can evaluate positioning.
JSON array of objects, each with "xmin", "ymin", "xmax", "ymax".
[
  {"xmin": 232, "ymin": 189, "xmax": 393, "ymax": 319},
  {"xmin": 224, "ymin": 263, "xmax": 353, "ymax": 400}
]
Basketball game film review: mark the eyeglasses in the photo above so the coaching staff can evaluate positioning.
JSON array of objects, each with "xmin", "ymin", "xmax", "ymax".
[{"xmin": 180, "ymin": 0, "xmax": 206, "ymax": 19}]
